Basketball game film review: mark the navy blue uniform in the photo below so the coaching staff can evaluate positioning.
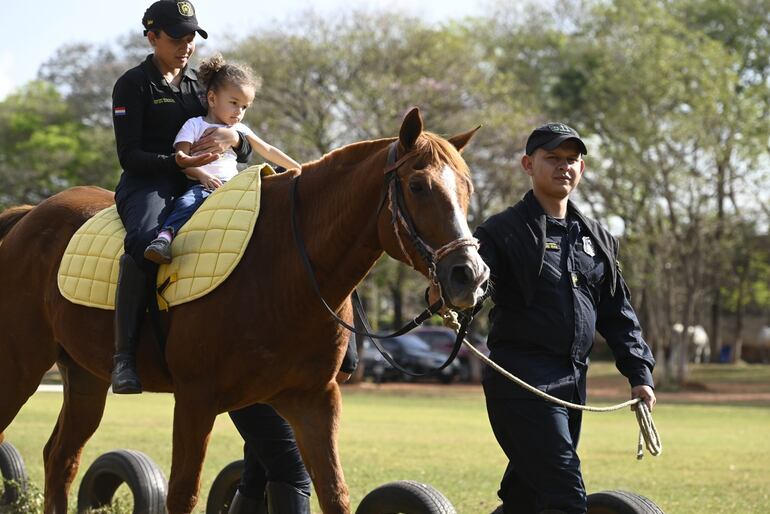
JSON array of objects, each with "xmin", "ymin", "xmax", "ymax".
[{"xmin": 474, "ymin": 190, "xmax": 655, "ymax": 514}]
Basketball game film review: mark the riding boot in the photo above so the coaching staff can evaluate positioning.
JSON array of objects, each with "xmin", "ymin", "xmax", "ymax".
[
  {"xmin": 228, "ymin": 490, "xmax": 267, "ymax": 514},
  {"xmin": 266, "ymin": 481, "xmax": 311, "ymax": 514},
  {"xmin": 111, "ymin": 254, "xmax": 148, "ymax": 394}
]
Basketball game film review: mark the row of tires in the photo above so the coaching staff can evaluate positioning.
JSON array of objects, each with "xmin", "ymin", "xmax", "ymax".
[{"xmin": 1, "ymin": 441, "xmax": 664, "ymax": 513}]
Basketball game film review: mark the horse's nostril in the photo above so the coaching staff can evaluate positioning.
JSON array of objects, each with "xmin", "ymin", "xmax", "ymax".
[{"xmin": 450, "ymin": 265, "xmax": 474, "ymax": 286}]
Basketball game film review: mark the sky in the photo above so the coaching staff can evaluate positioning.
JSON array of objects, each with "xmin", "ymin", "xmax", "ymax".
[{"xmin": 1, "ymin": 0, "xmax": 493, "ymax": 100}]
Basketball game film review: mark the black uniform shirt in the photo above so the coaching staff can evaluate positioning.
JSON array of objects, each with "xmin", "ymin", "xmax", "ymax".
[
  {"xmin": 112, "ymin": 54, "xmax": 251, "ymax": 187},
  {"xmin": 475, "ymin": 191, "xmax": 655, "ymax": 401}
]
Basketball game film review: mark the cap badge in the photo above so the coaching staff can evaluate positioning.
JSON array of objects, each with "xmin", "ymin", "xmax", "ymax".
[
  {"xmin": 177, "ymin": 1, "xmax": 194, "ymax": 16},
  {"xmin": 582, "ymin": 236, "xmax": 595, "ymax": 257},
  {"xmin": 547, "ymin": 123, "xmax": 573, "ymax": 135}
]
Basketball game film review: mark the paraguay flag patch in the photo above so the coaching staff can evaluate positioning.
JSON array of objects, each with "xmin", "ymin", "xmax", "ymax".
[{"xmin": 113, "ymin": 106, "xmax": 127, "ymax": 116}]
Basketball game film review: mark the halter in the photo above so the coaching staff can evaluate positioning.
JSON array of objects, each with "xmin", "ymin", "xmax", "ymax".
[{"xmin": 289, "ymin": 140, "xmax": 486, "ymax": 377}]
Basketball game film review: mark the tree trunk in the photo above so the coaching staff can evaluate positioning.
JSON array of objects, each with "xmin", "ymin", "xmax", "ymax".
[{"xmin": 709, "ymin": 162, "xmax": 726, "ymax": 361}]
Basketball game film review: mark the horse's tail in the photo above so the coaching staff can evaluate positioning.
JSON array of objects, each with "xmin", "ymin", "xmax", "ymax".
[{"xmin": 0, "ymin": 204, "xmax": 35, "ymax": 242}]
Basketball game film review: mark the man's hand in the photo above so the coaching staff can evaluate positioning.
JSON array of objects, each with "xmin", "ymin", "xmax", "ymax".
[
  {"xmin": 631, "ymin": 385, "xmax": 656, "ymax": 411},
  {"xmin": 175, "ymin": 150, "xmax": 218, "ymax": 169},
  {"xmin": 190, "ymin": 127, "xmax": 239, "ymax": 155}
]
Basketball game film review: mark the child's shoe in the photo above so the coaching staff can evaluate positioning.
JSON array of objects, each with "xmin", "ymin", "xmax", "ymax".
[{"xmin": 143, "ymin": 237, "xmax": 172, "ymax": 264}]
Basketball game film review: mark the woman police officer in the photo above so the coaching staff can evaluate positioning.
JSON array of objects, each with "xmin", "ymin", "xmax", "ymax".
[{"xmin": 111, "ymin": 1, "xmax": 313, "ymax": 511}]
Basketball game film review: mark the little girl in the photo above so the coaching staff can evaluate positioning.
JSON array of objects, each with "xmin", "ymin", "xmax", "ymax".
[{"xmin": 144, "ymin": 54, "xmax": 301, "ymax": 264}]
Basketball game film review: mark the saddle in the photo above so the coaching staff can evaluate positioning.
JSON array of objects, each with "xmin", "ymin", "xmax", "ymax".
[{"xmin": 57, "ymin": 164, "xmax": 273, "ymax": 310}]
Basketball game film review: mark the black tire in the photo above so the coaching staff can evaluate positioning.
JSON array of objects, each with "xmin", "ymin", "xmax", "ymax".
[
  {"xmin": 0, "ymin": 441, "xmax": 28, "ymax": 505},
  {"xmin": 587, "ymin": 490, "xmax": 665, "ymax": 514},
  {"xmin": 77, "ymin": 449, "xmax": 167, "ymax": 514},
  {"xmin": 206, "ymin": 460, "xmax": 245, "ymax": 514},
  {"xmin": 356, "ymin": 480, "xmax": 456, "ymax": 514}
]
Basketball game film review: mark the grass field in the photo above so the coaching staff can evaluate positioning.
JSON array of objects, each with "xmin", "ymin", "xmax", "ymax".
[{"xmin": 3, "ymin": 363, "xmax": 770, "ymax": 513}]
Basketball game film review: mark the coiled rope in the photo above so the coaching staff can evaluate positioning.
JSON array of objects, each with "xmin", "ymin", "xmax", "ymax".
[{"xmin": 460, "ymin": 338, "xmax": 662, "ymax": 459}]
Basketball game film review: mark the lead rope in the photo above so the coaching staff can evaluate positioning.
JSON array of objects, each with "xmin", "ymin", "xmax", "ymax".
[{"xmin": 457, "ymin": 335, "xmax": 662, "ymax": 459}]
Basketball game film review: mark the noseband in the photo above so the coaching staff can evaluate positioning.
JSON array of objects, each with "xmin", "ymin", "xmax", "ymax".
[{"xmin": 289, "ymin": 141, "xmax": 485, "ymax": 377}]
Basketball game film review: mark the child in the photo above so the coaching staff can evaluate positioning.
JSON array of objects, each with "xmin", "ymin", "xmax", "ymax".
[{"xmin": 144, "ymin": 54, "xmax": 301, "ymax": 264}]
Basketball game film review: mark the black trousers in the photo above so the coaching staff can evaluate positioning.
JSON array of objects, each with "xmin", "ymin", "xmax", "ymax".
[
  {"xmin": 115, "ymin": 173, "xmax": 187, "ymax": 272},
  {"xmin": 229, "ymin": 403, "xmax": 312, "ymax": 499},
  {"xmin": 485, "ymin": 396, "xmax": 587, "ymax": 514}
]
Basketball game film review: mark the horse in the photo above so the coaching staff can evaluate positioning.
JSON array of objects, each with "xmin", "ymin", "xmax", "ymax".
[
  {"xmin": 672, "ymin": 323, "xmax": 711, "ymax": 364},
  {"xmin": 757, "ymin": 325, "xmax": 770, "ymax": 363},
  {"xmin": 0, "ymin": 108, "xmax": 489, "ymax": 514}
]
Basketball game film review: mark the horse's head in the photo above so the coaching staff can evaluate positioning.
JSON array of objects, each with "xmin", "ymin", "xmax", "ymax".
[{"xmin": 378, "ymin": 108, "xmax": 489, "ymax": 310}]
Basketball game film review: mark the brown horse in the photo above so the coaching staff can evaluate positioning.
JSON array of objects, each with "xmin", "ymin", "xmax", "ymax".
[{"xmin": 0, "ymin": 108, "xmax": 488, "ymax": 514}]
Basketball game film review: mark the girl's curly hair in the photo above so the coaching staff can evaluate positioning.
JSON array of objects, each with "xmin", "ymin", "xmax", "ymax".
[{"xmin": 197, "ymin": 53, "xmax": 261, "ymax": 93}]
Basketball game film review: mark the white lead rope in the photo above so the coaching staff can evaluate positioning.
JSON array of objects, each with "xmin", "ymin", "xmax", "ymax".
[{"xmin": 461, "ymin": 338, "xmax": 662, "ymax": 459}]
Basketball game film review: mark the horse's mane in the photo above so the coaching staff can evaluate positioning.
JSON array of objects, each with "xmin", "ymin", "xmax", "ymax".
[{"xmin": 299, "ymin": 131, "xmax": 471, "ymax": 190}]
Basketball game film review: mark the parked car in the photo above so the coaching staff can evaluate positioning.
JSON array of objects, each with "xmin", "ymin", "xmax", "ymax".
[
  {"xmin": 361, "ymin": 334, "xmax": 461, "ymax": 384},
  {"xmin": 412, "ymin": 326, "xmax": 489, "ymax": 383}
]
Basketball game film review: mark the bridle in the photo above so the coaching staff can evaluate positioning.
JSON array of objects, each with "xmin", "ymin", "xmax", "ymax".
[
  {"xmin": 380, "ymin": 143, "xmax": 480, "ymax": 295},
  {"xmin": 290, "ymin": 140, "xmax": 486, "ymax": 377}
]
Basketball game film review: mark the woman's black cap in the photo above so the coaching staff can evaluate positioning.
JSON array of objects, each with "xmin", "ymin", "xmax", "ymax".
[
  {"xmin": 525, "ymin": 123, "xmax": 588, "ymax": 155},
  {"xmin": 142, "ymin": 1, "xmax": 208, "ymax": 39}
]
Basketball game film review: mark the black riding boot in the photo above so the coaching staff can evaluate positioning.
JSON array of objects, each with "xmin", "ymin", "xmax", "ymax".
[
  {"xmin": 266, "ymin": 482, "xmax": 311, "ymax": 514},
  {"xmin": 228, "ymin": 490, "xmax": 267, "ymax": 514},
  {"xmin": 111, "ymin": 254, "xmax": 148, "ymax": 394}
]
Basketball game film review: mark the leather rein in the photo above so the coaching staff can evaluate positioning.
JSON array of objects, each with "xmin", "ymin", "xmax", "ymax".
[{"xmin": 289, "ymin": 141, "xmax": 483, "ymax": 377}]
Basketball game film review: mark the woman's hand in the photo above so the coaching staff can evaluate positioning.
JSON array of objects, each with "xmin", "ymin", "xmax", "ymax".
[
  {"xmin": 175, "ymin": 150, "xmax": 218, "ymax": 169},
  {"xmin": 185, "ymin": 167, "xmax": 223, "ymax": 191},
  {"xmin": 190, "ymin": 127, "xmax": 239, "ymax": 155}
]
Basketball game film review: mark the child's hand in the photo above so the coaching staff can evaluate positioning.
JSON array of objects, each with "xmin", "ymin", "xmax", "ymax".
[{"xmin": 186, "ymin": 168, "xmax": 223, "ymax": 191}]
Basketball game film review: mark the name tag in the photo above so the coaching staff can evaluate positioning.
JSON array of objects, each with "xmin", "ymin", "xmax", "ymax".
[
  {"xmin": 153, "ymin": 97, "xmax": 176, "ymax": 105},
  {"xmin": 545, "ymin": 241, "xmax": 559, "ymax": 251}
]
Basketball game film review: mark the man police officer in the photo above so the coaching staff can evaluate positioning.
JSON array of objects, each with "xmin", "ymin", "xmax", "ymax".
[{"xmin": 474, "ymin": 123, "xmax": 656, "ymax": 514}]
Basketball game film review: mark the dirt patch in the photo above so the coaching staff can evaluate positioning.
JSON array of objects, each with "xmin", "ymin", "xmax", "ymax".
[{"xmin": 346, "ymin": 374, "xmax": 770, "ymax": 406}]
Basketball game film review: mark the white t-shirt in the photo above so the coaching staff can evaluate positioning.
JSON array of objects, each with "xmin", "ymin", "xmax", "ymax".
[{"xmin": 174, "ymin": 117, "xmax": 256, "ymax": 181}]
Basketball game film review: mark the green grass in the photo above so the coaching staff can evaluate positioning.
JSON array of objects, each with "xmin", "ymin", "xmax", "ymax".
[{"xmin": 4, "ymin": 376, "xmax": 770, "ymax": 513}]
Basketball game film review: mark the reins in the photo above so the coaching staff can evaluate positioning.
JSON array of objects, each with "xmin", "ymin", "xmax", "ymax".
[{"xmin": 289, "ymin": 141, "xmax": 481, "ymax": 377}]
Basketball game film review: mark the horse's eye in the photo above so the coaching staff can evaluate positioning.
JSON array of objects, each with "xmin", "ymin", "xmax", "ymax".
[{"xmin": 409, "ymin": 181, "xmax": 426, "ymax": 194}]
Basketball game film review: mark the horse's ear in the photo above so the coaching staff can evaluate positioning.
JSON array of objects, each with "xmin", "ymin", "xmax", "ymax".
[
  {"xmin": 399, "ymin": 107, "xmax": 423, "ymax": 150},
  {"xmin": 448, "ymin": 125, "xmax": 481, "ymax": 153}
]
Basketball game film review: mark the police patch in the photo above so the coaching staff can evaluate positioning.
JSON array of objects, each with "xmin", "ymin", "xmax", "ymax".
[{"xmin": 177, "ymin": 1, "xmax": 194, "ymax": 16}]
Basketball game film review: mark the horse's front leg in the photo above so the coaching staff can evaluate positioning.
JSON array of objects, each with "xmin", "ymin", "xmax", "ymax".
[
  {"xmin": 277, "ymin": 383, "xmax": 350, "ymax": 514},
  {"xmin": 166, "ymin": 387, "xmax": 217, "ymax": 514}
]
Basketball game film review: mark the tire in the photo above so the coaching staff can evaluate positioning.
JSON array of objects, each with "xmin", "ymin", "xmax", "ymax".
[
  {"xmin": 77, "ymin": 449, "xmax": 167, "ymax": 514},
  {"xmin": 206, "ymin": 460, "xmax": 245, "ymax": 514},
  {"xmin": 356, "ymin": 480, "xmax": 456, "ymax": 514},
  {"xmin": 0, "ymin": 441, "xmax": 28, "ymax": 505},
  {"xmin": 587, "ymin": 490, "xmax": 665, "ymax": 514}
]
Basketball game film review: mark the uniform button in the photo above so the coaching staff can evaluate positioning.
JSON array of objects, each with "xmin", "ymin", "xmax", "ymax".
[{"xmin": 571, "ymin": 272, "xmax": 579, "ymax": 287}]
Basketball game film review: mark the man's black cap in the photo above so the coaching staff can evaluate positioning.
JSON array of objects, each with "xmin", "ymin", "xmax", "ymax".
[
  {"xmin": 525, "ymin": 123, "xmax": 588, "ymax": 156},
  {"xmin": 142, "ymin": 1, "xmax": 208, "ymax": 39}
]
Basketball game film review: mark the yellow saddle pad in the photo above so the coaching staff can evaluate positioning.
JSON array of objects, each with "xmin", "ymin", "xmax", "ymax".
[{"xmin": 57, "ymin": 164, "xmax": 273, "ymax": 310}]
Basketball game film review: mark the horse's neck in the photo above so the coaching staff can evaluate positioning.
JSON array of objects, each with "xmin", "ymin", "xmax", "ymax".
[{"xmin": 295, "ymin": 139, "xmax": 392, "ymax": 305}]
